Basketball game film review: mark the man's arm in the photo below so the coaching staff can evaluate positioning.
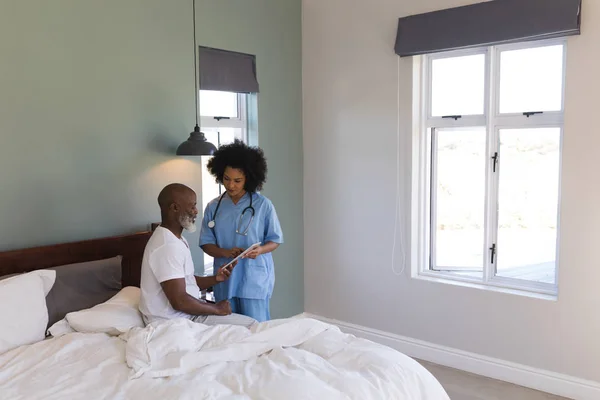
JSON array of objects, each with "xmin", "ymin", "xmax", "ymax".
[{"xmin": 161, "ymin": 278, "xmax": 230, "ymax": 316}]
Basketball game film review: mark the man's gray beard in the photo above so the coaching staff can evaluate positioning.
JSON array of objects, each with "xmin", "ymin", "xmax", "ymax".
[{"xmin": 179, "ymin": 215, "xmax": 197, "ymax": 233}]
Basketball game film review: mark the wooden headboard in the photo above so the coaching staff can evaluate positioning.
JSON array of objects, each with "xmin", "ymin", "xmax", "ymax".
[{"xmin": 0, "ymin": 231, "xmax": 153, "ymax": 287}]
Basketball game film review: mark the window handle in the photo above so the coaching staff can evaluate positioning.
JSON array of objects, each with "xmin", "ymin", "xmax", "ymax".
[
  {"xmin": 490, "ymin": 244, "xmax": 496, "ymax": 264},
  {"xmin": 492, "ymin": 152, "xmax": 498, "ymax": 172},
  {"xmin": 523, "ymin": 111, "xmax": 543, "ymax": 118},
  {"xmin": 442, "ymin": 115, "xmax": 462, "ymax": 120}
]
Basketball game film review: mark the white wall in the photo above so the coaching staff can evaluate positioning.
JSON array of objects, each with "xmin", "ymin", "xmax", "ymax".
[{"xmin": 303, "ymin": 0, "xmax": 600, "ymax": 382}]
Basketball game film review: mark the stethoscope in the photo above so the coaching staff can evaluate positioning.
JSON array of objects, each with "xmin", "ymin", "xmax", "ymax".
[{"xmin": 207, "ymin": 192, "xmax": 255, "ymax": 236}]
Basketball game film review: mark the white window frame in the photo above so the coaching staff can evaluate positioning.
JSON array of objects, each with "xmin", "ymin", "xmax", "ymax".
[
  {"xmin": 200, "ymin": 92, "xmax": 249, "ymax": 138},
  {"xmin": 412, "ymin": 38, "xmax": 566, "ymax": 298},
  {"xmin": 199, "ymin": 91, "xmax": 250, "ymax": 274}
]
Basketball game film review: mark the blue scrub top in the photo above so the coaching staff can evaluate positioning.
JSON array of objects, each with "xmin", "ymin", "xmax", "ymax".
[{"xmin": 199, "ymin": 192, "xmax": 284, "ymax": 300}]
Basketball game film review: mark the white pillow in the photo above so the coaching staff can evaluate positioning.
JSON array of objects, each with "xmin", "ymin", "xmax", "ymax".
[
  {"xmin": 63, "ymin": 286, "xmax": 144, "ymax": 336},
  {"xmin": 0, "ymin": 270, "xmax": 56, "ymax": 354}
]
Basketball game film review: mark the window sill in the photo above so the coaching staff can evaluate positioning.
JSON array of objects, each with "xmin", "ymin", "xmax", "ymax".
[{"xmin": 414, "ymin": 271, "xmax": 558, "ymax": 301}]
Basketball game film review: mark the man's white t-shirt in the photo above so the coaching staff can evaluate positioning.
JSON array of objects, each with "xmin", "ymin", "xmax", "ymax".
[{"xmin": 139, "ymin": 226, "xmax": 201, "ymax": 323}]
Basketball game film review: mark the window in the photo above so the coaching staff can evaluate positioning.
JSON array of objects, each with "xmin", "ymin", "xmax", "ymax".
[
  {"xmin": 415, "ymin": 39, "xmax": 565, "ymax": 296},
  {"xmin": 199, "ymin": 90, "xmax": 249, "ymax": 274}
]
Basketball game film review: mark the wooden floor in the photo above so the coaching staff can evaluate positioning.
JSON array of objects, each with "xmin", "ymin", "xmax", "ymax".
[{"xmin": 417, "ymin": 360, "xmax": 570, "ymax": 400}]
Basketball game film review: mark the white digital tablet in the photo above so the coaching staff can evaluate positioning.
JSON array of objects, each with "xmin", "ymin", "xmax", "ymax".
[{"xmin": 222, "ymin": 242, "xmax": 262, "ymax": 269}]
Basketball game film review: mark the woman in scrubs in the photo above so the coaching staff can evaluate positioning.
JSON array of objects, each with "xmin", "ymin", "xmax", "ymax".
[{"xmin": 199, "ymin": 140, "xmax": 283, "ymax": 322}]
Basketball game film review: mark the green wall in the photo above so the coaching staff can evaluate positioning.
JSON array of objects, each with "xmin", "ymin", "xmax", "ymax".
[{"xmin": 0, "ymin": 0, "xmax": 303, "ymax": 318}]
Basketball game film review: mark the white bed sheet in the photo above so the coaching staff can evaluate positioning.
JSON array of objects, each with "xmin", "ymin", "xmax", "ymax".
[{"xmin": 0, "ymin": 317, "xmax": 449, "ymax": 400}]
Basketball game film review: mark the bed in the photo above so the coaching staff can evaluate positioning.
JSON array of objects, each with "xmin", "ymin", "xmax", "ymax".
[{"xmin": 0, "ymin": 229, "xmax": 449, "ymax": 400}]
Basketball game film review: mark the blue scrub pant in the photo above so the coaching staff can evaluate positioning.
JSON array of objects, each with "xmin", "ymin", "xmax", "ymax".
[{"xmin": 228, "ymin": 297, "xmax": 270, "ymax": 322}]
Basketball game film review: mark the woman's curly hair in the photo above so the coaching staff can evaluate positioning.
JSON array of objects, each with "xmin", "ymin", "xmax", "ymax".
[{"xmin": 207, "ymin": 139, "xmax": 268, "ymax": 192}]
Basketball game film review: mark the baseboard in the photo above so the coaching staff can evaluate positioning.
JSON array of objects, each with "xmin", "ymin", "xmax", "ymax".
[{"xmin": 301, "ymin": 313, "xmax": 600, "ymax": 400}]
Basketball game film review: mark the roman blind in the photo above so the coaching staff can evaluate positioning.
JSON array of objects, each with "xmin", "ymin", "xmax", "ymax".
[
  {"xmin": 198, "ymin": 46, "xmax": 259, "ymax": 93},
  {"xmin": 394, "ymin": 0, "xmax": 582, "ymax": 57}
]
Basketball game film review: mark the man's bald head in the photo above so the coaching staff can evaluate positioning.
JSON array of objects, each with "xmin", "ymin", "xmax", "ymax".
[
  {"xmin": 157, "ymin": 184, "xmax": 199, "ymax": 234},
  {"xmin": 157, "ymin": 183, "xmax": 195, "ymax": 212}
]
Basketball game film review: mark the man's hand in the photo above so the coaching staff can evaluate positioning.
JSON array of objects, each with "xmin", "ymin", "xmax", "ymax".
[
  {"xmin": 243, "ymin": 246, "xmax": 263, "ymax": 259},
  {"xmin": 215, "ymin": 261, "xmax": 237, "ymax": 282},
  {"xmin": 214, "ymin": 300, "xmax": 232, "ymax": 316},
  {"xmin": 222, "ymin": 247, "xmax": 244, "ymax": 258}
]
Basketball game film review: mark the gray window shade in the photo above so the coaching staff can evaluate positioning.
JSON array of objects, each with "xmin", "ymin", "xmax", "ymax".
[
  {"xmin": 199, "ymin": 47, "xmax": 259, "ymax": 93},
  {"xmin": 394, "ymin": 0, "xmax": 582, "ymax": 57}
]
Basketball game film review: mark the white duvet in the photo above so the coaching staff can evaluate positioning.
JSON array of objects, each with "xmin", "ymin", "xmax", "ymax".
[{"xmin": 0, "ymin": 317, "xmax": 449, "ymax": 400}]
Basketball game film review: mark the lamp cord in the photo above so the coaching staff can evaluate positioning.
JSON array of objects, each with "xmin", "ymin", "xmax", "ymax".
[{"xmin": 193, "ymin": 0, "xmax": 199, "ymax": 127}]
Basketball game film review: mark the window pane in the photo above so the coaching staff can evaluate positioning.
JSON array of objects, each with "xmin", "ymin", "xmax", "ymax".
[
  {"xmin": 432, "ymin": 128, "xmax": 486, "ymax": 271},
  {"xmin": 499, "ymin": 45, "xmax": 564, "ymax": 114},
  {"xmin": 202, "ymin": 127, "xmax": 244, "ymax": 148},
  {"xmin": 199, "ymin": 90, "xmax": 238, "ymax": 118},
  {"xmin": 431, "ymin": 54, "xmax": 485, "ymax": 117},
  {"xmin": 496, "ymin": 128, "xmax": 560, "ymax": 284},
  {"xmin": 201, "ymin": 156, "xmax": 219, "ymax": 275}
]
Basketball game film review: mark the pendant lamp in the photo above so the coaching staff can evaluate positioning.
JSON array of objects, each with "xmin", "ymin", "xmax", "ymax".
[{"xmin": 176, "ymin": 0, "xmax": 217, "ymax": 156}]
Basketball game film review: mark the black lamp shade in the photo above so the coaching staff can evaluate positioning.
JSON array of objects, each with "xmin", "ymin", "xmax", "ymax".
[{"xmin": 176, "ymin": 126, "xmax": 217, "ymax": 156}]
